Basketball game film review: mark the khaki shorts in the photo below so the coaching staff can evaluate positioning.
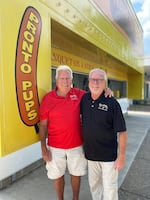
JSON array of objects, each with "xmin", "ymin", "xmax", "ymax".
[{"xmin": 46, "ymin": 146, "xmax": 87, "ymax": 179}]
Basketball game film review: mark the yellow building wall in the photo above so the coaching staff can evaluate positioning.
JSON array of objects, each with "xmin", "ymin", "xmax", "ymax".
[
  {"xmin": 51, "ymin": 20, "xmax": 128, "ymax": 81},
  {"xmin": 52, "ymin": 48, "xmax": 128, "ymax": 81},
  {"xmin": 49, "ymin": 0, "xmax": 144, "ymax": 99},
  {"xmin": 0, "ymin": 1, "xmax": 51, "ymax": 156},
  {"xmin": 43, "ymin": 0, "xmax": 143, "ymax": 70},
  {"xmin": 0, "ymin": 0, "xmax": 143, "ymax": 156},
  {"xmin": 128, "ymin": 73, "xmax": 144, "ymax": 99}
]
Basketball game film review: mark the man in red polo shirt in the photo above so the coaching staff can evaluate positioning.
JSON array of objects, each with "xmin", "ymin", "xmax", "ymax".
[{"xmin": 39, "ymin": 65, "xmax": 112, "ymax": 200}]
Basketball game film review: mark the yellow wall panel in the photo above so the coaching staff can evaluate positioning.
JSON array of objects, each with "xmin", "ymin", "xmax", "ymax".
[
  {"xmin": 0, "ymin": 1, "xmax": 51, "ymax": 156},
  {"xmin": 128, "ymin": 73, "xmax": 144, "ymax": 99},
  {"xmin": 52, "ymin": 48, "xmax": 128, "ymax": 82},
  {"xmin": 43, "ymin": 0, "xmax": 143, "ymax": 70}
]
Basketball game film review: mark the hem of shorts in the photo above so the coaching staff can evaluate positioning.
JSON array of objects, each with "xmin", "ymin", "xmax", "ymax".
[{"xmin": 69, "ymin": 170, "xmax": 87, "ymax": 177}]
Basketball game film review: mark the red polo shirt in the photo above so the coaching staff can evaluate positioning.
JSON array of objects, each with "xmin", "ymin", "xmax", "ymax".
[{"xmin": 40, "ymin": 87, "xmax": 85, "ymax": 149}]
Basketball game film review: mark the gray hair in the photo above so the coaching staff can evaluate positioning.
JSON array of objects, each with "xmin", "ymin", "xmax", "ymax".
[
  {"xmin": 89, "ymin": 68, "xmax": 107, "ymax": 81},
  {"xmin": 55, "ymin": 65, "xmax": 73, "ymax": 80}
]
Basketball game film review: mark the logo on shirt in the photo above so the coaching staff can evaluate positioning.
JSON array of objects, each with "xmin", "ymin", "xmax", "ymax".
[
  {"xmin": 98, "ymin": 103, "xmax": 108, "ymax": 111},
  {"xmin": 70, "ymin": 94, "xmax": 78, "ymax": 100}
]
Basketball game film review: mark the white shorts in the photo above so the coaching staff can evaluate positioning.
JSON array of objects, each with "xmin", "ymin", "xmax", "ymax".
[{"xmin": 46, "ymin": 146, "xmax": 87, "ymax": 179}]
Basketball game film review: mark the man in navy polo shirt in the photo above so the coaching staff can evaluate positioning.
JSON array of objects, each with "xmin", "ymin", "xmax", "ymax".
[{"xmin": 80, "ymin": 68, "xmax": 127, "ymax": 200}]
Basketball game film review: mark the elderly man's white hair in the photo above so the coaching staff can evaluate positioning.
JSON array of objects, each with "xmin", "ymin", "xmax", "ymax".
[
  {"xmin": 55, "ymin": 65, "xmax": 73, "ymax": 80},
  {"xmin": 89, "ymin": 68, "xmax": 107, "ymax": 81}
]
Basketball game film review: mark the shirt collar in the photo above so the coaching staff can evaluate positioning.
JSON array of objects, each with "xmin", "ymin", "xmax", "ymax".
[
  {"xmin": 53, "ymin": 86, "xmax": 73, "ymax": 98},
  {"xmin": 87, "ymin": 91, "xmax": 105, "ymax": 101}
]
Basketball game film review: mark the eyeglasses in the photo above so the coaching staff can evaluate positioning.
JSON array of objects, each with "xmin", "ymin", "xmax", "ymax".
[{"xmin": 89, "ymin": 78, "xmax": 105, "ymax": 84}]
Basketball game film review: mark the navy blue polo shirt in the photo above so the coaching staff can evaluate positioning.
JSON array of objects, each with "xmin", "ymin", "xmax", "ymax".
[{"xmin": 80, "ymin": 91, "xmax": 126, "ymax": 161}]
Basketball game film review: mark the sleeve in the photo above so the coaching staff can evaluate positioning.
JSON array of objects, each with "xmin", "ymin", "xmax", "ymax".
[
  {"xmin": 113, "ymin": 100, "xmax": 126, "ymax": 133},
  {"xmin": 78, "ymin": 88, "xmax": 86, "ymax": 99},
  {"xmin": 80, "ymin": 92, "xmax": 86, "ymax": 115},
  {"xmin": 39, "ymin": 95, "xmax": 49, "ymax": 121}
]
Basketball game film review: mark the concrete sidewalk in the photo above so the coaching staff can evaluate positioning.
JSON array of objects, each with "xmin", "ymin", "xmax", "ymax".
[
  {"xmin": 119, "ymin": 128, "xmax": 150, "ymax": 200},
  {"xmin": 0, "ymin": 110, "xmax": 150, "ymax": 200}
]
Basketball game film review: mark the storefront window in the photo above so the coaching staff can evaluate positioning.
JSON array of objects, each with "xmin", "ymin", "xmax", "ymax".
[
  {"xmin": 52, "ymin": 68, "xmax": 89, "ymax": 91},
  {"xmin": 52, "ymin": 68, "xmax": 127, "ymax": 98},
  {"xmin": 108, "ymin": 79, "xmax": 127, "ymax": 98}
]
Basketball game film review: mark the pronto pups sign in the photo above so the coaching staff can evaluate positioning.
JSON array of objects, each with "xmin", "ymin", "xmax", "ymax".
[{"xmin": 15, "ymin": 7, "xmax": 42, "ymax": 131}]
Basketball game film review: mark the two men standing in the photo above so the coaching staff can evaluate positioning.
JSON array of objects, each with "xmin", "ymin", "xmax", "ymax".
[{"xmin": 39, "ymin": 65, "xmax": 127, "ymax": 200}]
